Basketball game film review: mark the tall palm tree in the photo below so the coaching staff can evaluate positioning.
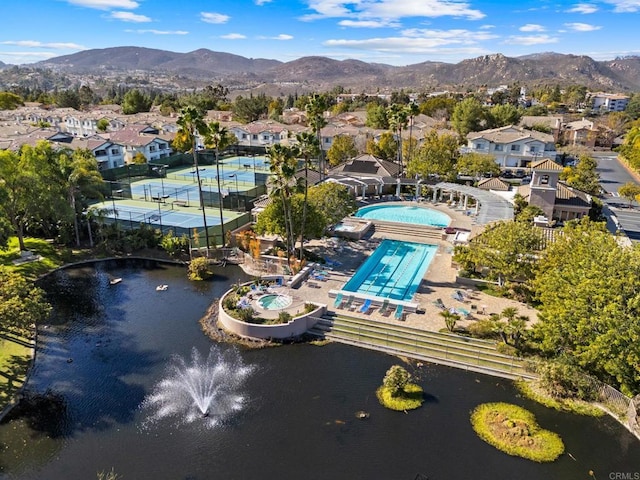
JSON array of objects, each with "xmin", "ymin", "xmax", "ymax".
[
  {"xmin": 406, "ymin": 102, "xmax": 420, "ymax": 166},
  {"xmin": 305, "ymin": 94, "xmax": 327, "ymax": 179},
  {"xmin": 54, "ymin": 148, "xmax": 104, "ymax": 247},
  {"xmin": 267, "ymin": 143, "xmax": 299, "ymax": 262},
  {"xmin": 204, "ymin": 121, "xmax": 237, "ymax": 247},
  {"xmin": 295, "ymin": 131, "xmax": 320, "ymax": 261},
  {"xmin": 388, "ymin": 103, "xmax": 409, "ymax": 177},
  {"xmin": 176, "ymin": 107, "xmax": 210, "ymax": 249}
]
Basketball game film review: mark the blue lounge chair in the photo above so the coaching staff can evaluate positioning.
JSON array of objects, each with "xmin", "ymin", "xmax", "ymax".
[
  {"xmin": 333, "ymin": 293, "xmax": 344, "ymax": 308},
  {"xmin": 451, "ymin": 291, "xmax": 464, "ymax": 302},
  {"xmin": 276, "ymin": 277, "xmax": 283, "ymax": 287},
  {"xmin": 394, "ymin": 304, "xmax": 404, "ymax": 320},
  {"xmin": 359, "ymin": 299, "xmax": 372, "ymax": 314}
]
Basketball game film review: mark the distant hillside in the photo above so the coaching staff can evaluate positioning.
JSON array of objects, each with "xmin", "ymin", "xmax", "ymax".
[
  {"xmin": 31, "ymin": 47, "xmax": 640, "ymax": 92},
  {"xmin": 37, "ymin": 46, "xmax": 282, "ymax": 75}
]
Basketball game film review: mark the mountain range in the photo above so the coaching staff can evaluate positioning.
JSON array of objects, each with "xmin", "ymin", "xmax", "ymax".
[{"xmin": 7, "ymin": 46, "xmax": 640, "ymax": 93}]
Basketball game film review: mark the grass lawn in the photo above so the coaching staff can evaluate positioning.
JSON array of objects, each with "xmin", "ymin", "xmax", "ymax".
[
  {"xmin": 0, "ymin": 332, "xmax": 34, "ymax": 406},
  {"xmin": 0, "ymin": 237, "xmax": 71, "ymax": 280}
]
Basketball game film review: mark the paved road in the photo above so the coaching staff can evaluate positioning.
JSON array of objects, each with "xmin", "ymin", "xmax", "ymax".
[{"xmin": 594, "ymin": 152, "xmax": 640, "ymax": 241}]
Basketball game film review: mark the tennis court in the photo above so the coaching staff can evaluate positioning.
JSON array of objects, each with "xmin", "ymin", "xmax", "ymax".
[
  {"xmin": 166, "ymin": 156, "xmax": 270, "ymax": 188},
  {"xmin": 103, "ymin": 202, "xmax": 222, "ymax": 228}
]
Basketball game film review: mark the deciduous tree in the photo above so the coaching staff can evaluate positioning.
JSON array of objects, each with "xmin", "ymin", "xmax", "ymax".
[
  {"xmin": 532, "ymin": 218, "xmax": 640, "ymax": 395},
  {"xmin": 327, "ymin": 135, "xmax": 357, "ymax": 167},
  {"xmin": 0, "ymin": 267, "xmax": 51, "ymax": 335}
]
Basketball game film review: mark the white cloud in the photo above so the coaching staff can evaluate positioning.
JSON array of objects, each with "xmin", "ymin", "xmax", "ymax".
[
  {"xmin": 506, "ymin": 34, "xmax": 559, "ymax": 45},
  {"xmin": 566, "ymin": 3, "xmax": 598, "ymax": 13},
  {"xmin": 325, "ymin": 28, "xmax": 498, "ymax": 53},
  {"xmin": 564, "ymin": 22, "xmax": 602, "ymax": 31},
  {"xmin": 220, "ymin": 33, "xmax": 246, "ymax": 39},
  {"xmin": 0, "ymin": 40, "xmax": 87, "ymax": 49},
  {"xmin": 258, "ymin": 34, "xmax": 294, "ymax": 40},
  {"xmin": 602, "ymin": 0, "xmax": 640, "ymax": 12},
  {"xmin": 201, "ymin": 12, "xmax": 230, "ymax": 24},
  {"xmin": 127, "ymin": 29, "xmax": 189, "ymax": 35},
  {"xmin": 109, "ymin": 11, "xmax": 151, "ymax": 22},
  {"xmin": 480, "ymin": 24, "xmax": 495, "ymax": 30},
  {"xmin": 66, "ymin": 0, "xmax": 139, "ymax": 9},
  {"xmin": 255, "ymin": 0, "xmax": 272, "ymax": 4},
  {"xmin": 301, "ymin": 0, "xmax": 485, "ymax": 22},
  {"xmin": 519, "ymin": 24, "xmax": 545, "ymax": 32},
  {"xmin": 0, "ymin": 51, "xmax": 61, "ymax": 64},
  {"xmin": 338, "ymin": 19, "xmax": 400, "ymax": 28}
]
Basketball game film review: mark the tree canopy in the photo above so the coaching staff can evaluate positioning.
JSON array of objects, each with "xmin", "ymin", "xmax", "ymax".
[
  {"xmin": 532, "ymin": 218, "xmax": 640, "ymax": 395},
  {"xmin": 406, "ymin": 131, "xmax": 460, "ymax": 179},
  {"xmin": 327, "ymin": 135, "xmax": 358, "ymax": 167},
  {"xmin": 454, "ymin": 221, "xmax": 544, "ymax": 286},
  {"xmin": 0, "ymin": 267, "xmax": 51, "ymax": 335}
]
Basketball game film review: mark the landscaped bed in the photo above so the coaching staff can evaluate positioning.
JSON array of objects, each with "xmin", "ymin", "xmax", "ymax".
[{"xmin": 470, "ymin": 402, "xmax": 565, "ymax": 462}]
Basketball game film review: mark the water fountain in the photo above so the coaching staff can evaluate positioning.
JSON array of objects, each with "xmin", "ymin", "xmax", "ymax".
[{"xmin": 142, "ymin": 346, "xmax": 254, "ymax": 428}]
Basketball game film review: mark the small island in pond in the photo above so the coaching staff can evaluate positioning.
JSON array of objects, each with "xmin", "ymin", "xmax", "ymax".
[{"xmin": 470, "ymin": 402, "xmax": 565, "ymax": 463}]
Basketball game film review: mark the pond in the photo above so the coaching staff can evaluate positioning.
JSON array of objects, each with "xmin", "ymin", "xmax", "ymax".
[{"xmin": 0, "ymin": 259, "xmax": 638, "ymax": 479}]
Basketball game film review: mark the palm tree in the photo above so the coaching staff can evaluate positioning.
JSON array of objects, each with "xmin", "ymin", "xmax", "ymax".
[
  {"xmin": 305, "ymin": 94, "xmax": 327, "ymax": 179},
  {"xmin": 54, "ymin": 148, "xmax": 104, "ymax": 247},
  {"xmin": 267, "ymin": 143, "xmax": 299, "ymax": 262},
  {"xmin": 388, "ymin": 103, "xmax": 409, "ymax": 176},
  {"xmin": 295, "ymin": 131, "xmax": 320, "ymax": 261},
  {"xmin": 439, "ymin": 309, "xmax": 460, "ymax": 332},
  {"xmin": 204, "ymin": 121, "xmax": 237, "ymax": 247},
  {"xmin": 406, "ymin": 102, "xmax": 420, "ymax": 165},
  {"xmin": 176, "ymin": 107, "xmax": 210, "ymax": 249}
]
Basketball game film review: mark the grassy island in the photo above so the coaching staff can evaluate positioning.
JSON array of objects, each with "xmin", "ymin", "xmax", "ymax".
[
  {"xmin": 376, "ymin": 365, "xmax": 424, "ymax": 411},
  {"xmin": 470, "ymin": 402, "xmax": 565, "ymax": 462}
]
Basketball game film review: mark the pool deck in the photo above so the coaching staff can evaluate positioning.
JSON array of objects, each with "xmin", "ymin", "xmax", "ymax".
[{"xmin": 241, "ymin": 201, "xmax": 538, "ymax": 331}]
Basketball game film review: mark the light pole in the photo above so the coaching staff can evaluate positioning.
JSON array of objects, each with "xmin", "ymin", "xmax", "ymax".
[{"xmin": 229, "ymin": 174, "xmax": 239, "ymax": 210}]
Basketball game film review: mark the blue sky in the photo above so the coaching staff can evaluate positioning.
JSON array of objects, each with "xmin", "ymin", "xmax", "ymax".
[{"xmin": 1, "ymin": 0, "xmax": 640, "ymax": 66}]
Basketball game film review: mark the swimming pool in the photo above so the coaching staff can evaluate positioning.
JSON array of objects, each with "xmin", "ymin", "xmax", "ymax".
[
  {"xmin": 257, "ymin": 294, "xmax": 292, "ymax": 310},
  {"xmin": 354, "ymin": 204, "xmax": 450, "ymax": 227},
  {"xmin": 342, "ymin": 239, "xmax": 437, "ymax": 301}
]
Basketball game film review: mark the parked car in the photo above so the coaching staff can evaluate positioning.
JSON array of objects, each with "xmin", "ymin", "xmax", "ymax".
[
  {"xmin": 521, "ymin": 175, "xmax": 532, "ymax": 185},
  {"xmin": 500, "ymin": 171, "xmax": 514, "ymax": 179},
  {"xmin": 514, "ymin": 169, "xmax": 526, "ymax": 178}
]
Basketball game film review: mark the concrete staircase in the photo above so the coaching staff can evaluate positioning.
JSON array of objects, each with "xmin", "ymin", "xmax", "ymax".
[{"xmin": 308, "ymin": 313, "xmax": 535, "ymax": 381}]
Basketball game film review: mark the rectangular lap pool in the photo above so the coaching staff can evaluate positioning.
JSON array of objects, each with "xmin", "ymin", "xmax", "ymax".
[{"xmin": 341, "ymin": 239, "xmax": 437, "ymax": 301}]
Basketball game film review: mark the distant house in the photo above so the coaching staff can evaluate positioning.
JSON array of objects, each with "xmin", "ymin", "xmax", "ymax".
[
  {"xmin": 105, "ymin": 124, "xmax": 173, "ymax": 163},
  {"xmin": 229, "ymin": 121, "xmax": 290, "ymax": 148},
  {"xmin": 464, "ymin": 125, "xmax": 557, "ymax": 169},
  {"xmin": 68, "ymin": 136, "xmax": 125, "ymax": 170},
  {"xmin": 561, "ymin": 118, "xmax": 597, "ymax": 148},
  {"xmin": 589, "ymin": 93, "xmax": 630, "ymax": 113},
  {"xmin": 517, "ymin": 158, "xmax": 591, "ymax": 222}
]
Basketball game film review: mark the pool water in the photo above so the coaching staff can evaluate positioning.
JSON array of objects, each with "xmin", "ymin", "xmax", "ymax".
[
  {"xmin": 355, "ymin": 204, "xmax": 450, "ymax": 227},
  {"xmin": 258, "ymin": 294, "xmax": 292, "ymax": 310},
  {"xmin": 342, "ymin": 239, "xmax": 437, "ymax": 301}
]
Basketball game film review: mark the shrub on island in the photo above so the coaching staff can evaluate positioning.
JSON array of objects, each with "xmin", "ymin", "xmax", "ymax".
[
  {"xmin": 470, "ymin": 402, "xmax": 565, "ymax": 462},
  {"xmin": 376, "ymin": 365, "xmax": 424, "ymax": 411}
]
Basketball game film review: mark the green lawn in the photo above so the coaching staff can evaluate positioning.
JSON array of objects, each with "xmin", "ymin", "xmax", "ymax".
[
  {"xmin": 0, "ymin": 237, "xmax": 70, "ymax": 280},
  {"xmin": 0, "ymin": 333, "xmax": 34, "ymax": 406}
]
